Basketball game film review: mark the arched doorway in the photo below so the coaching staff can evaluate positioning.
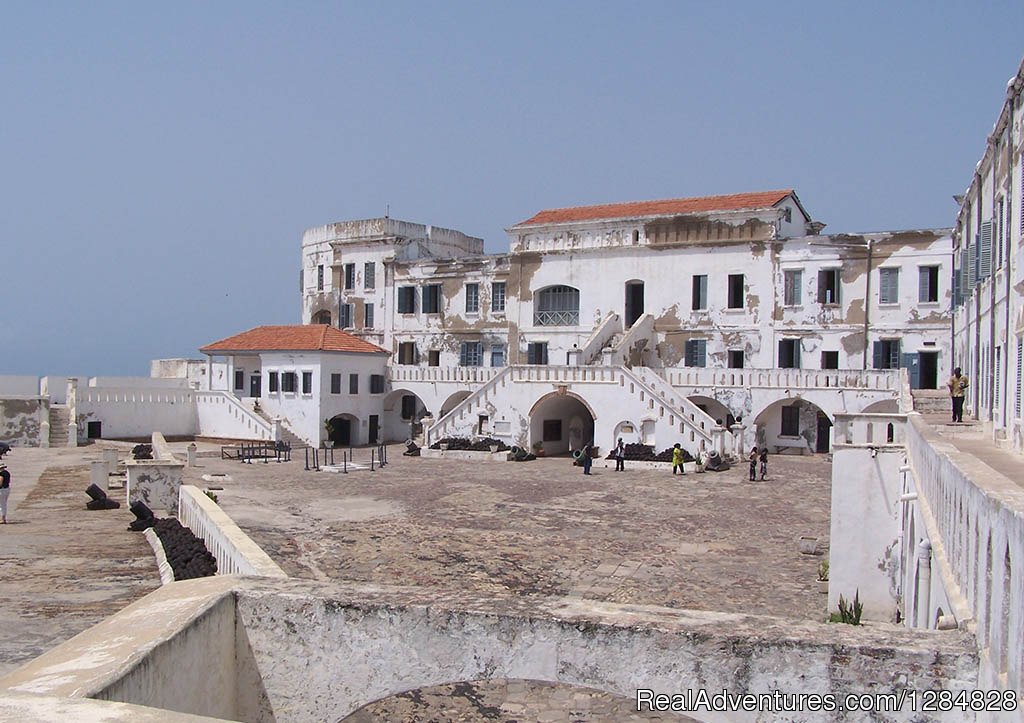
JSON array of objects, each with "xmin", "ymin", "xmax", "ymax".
[
  {"xmin": 327, "ymin": 413, "xmax": 359, "ymax": 447},
  {"xmin": 383, "ymin": 389, "xmax": 428, "ymax": 442},
  {"xmin": 687, "ymin": 395, "xmax": 736, "ymax": 428},
  {"xmin": 311, "ymin": 309, "xmax": 332, "ymax": 325},
  {"xmin": 440, "ymin": 391, "xmax": 472, "ymax": 418},
  {"xmin": 528, "ymin": 391, "xmax": 595, "ymax": 456},
  {"xmin": 752, "ymin": 398, "xmax": 832, "ymax": 454}
]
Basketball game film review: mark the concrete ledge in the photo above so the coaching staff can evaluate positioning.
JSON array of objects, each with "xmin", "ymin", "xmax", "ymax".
[
  {"xmin": 0, "ymin": 690, "xmax": 227, "ymax": 722},
  {"xmin": 143, "ymin": 529, "xmax": 176, "ymax": 586},
  {"xmin": 420, "ymin": 448, "xmax": 509, "ymax": 461},
  {"xmin": 0, "ymin": 576, "xmax": 979, "ymax": 723},
  {"xmin": 178, "ymin": 485, "xmax": 287, "ymax": 578}
]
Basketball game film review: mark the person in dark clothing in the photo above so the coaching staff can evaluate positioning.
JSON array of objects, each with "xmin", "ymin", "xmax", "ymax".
[
  {"xmin": 947, "ymin": 367, "xmax": 969, "ymax": 423},
  {"xmin": 759, "ymin": 448, "xmax": 768, "ymax": 480},
  {"xmin": 614, "ymin": 438, "xmax": 625, "ymax": 472},
  {"xmin": 0, "ymin": 463, "xmax": 11, "ymax": 524},
  {"xmin": 748, "ymin": 447, "xmax": 758, "ymax": 481},
  {"xmin": 582, "ymin": 444, "xmax": 593, "ymax": 475}
]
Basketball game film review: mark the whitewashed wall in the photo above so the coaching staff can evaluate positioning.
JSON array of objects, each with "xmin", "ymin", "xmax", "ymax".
[{"xmin": 77, "ymin": 387, "xmax": 197, "ymax": 440}]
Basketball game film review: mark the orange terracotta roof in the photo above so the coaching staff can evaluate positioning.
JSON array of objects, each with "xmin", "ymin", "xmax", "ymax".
[
  {"xmin": 512, "ymin": 190, "xmax": 796, "ymax": 227},
  {"xmin": 201, "ymin": 325, "xmax": 388, "ymax": 355}
]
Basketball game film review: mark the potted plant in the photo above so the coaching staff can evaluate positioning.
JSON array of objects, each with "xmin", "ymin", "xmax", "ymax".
[
  {"xmin": 817, "ymin": 560, "xmax": 829, "ymax": 594},
  {"xmin": 531, "ymin": 441, "xmax": 544, "ymax": 457}
]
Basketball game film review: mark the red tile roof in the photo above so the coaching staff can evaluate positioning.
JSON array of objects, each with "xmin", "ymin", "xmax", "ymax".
[
  {"xmin": 200, "ymin": 325, "xmax": 388, "ymax": 355},
  {"xmin": 512, "ymin": 190, "xmax": 796, "ymax": 227}
]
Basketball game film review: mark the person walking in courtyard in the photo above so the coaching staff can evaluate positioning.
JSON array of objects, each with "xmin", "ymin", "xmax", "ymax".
[
  {"xmin": 759, "ymin": 447, "xmax": 768, "ymax": 480},
  {"xmin": 748, "ymin": 446, "xmax": 758, "ymax": 481},
  {"xmin": 672, "ymin": 443, "xmax": 686, "ymax": 475},
  {"xmin": 0, "ymin": 463, "xmax": 10, "ymax": 524},
  {"xmin": 614, "ymin": 438, "xmax": 626, "ymax": 472},
  {"xmin": 582, "ymin": 443, "xmax": 593, "ymax": 475},
  {"xmin": 947, "ymin": 367, "xmax": 969, "ymax": 423}
]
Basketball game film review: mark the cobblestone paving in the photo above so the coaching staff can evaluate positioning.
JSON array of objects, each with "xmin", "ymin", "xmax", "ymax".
[
  {"xmin": 197, "ymin": 450, "xmax": 832, "ymax": 621},
  {"xmin": 342, "ymin": 679, "xmax": 696, "ymax": 722}
]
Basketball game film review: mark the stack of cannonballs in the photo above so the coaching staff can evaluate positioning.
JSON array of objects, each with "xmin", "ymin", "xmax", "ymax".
[
  {"xmin": 131, "ymin": 444, "xmax": 154, "ymax": 460},
  {"xmin": 605, "ymin": 443, "xmax": 694, "ymax": 463},
  {"xmin": 428, "ymin": 437, "xmax": 510, "ymax": 452},
  {"xmin": 150, "ymin": 518, "xmax": 217, "ymax": 580}
]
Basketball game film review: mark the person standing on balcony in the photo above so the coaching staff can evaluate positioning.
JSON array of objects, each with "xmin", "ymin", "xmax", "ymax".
[
  {"xmin": 947, "ymin": 367, "xmax": 969, "ymax": 423},
  {"xmin": 614, "ymin": 438, "xmax": 626, "ymax": 471}
]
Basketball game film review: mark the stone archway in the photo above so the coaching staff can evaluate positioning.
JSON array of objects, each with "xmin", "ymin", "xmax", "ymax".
[
  {"xmin": 312, "ymin": 309, "xmax": 332, "ymax": 325},
  {"xmin": 687, "ymin": 395, "xmax": 736, "ymax": 428},
  {"xmin": 440, "ymin": 391, "xmax": 472, "ymax": 418},
  {"xmin": 382, "ymin": 389, "xmax": 427, "ymax": 442},
  {"xmin": 528, "ymin": 391, "xmax": 596, "ymax": 456},
  {"xmin": 327, "ymin": 413, "xmax": 359, "ymax": 447},
  {"xmin": 753, "ymin": 397, "xmax": 833, "ymax": 454}
]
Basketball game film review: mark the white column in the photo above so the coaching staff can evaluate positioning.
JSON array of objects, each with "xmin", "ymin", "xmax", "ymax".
[
  {"xmin": 915, "ymin": 539, "xmax": 933, "ymax": 629},
  {"xmin": 66, "ymin": 377, "xmax": 78, "ymax": 448},
  {"xmin": 205, "ymin": 355, "xmax": 213, "ymax": 391}
]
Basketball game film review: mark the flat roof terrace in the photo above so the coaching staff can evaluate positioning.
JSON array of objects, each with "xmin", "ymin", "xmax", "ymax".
[{"xmin": 196, "ymin": 450, "xmax": 832, "ymax": 621}]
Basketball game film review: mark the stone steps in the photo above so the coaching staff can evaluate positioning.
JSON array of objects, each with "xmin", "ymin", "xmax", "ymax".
[{"xmin": 48, "ymin": 406, "xmax": 69, "ymax": 446}]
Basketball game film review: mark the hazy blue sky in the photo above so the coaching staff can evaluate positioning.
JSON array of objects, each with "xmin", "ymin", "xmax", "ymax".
[{"xmin": 3, "ymin": 2, "xmax": 1022, "ymax": 376}]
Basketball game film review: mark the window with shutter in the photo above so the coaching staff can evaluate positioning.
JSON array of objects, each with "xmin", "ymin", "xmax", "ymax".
[
  {"xmin": 364, "ymin": 262, "xmax": 375, "ymax": 289},
  {"xmin": 397, "ymin": 286, "xmax": 416, "ymax": 314},
  {"xmin": 460, "ymin": 342, "xmax": 482, "ymax": 367},
  {"xmin": 979, "ymin": 221, "xmax": 993, "ymax": 279},
  {"xmin": 995, "ymin": 347, "xmax": 1001, "ymax": 407},
  {"xmin": 692, "ymin": 275, "xmax": 708, "ymax": 310},
  {"xmin": 779, "ymin": 339, "xmax": 801, "ymax": 369},
  {"xmin": 526, "ymin": 342, "xmax": 548, "ymax": 365},
  {"xmin": 783, "ymin": 270, "xmax": 802, "ymax": 306},
  {"xmin": 1016, "ymin": 339, "xmax": 1022, "ymax": 418},
  {"xmin": 968, "ymin": 244, "xmax": 977, "ymax": 288},
  {"xmin": 879, "ymin": 268, "xmax": 899, "ymax": 304},
  {"xmin": 997, "ymin": 198, "xmax": 1005, "ymax": 268},
  {"xmin": 919, "ymin": 265, "xmax": 939, "ymax": 303},
  {"xmin": 685, "ymin": 339, "xmax": 707, "ymax": 368}
]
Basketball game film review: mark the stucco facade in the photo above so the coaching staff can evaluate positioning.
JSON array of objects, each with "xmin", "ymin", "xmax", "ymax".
[
  {"xmin": 300, "ymin": 191, "xmax": 951, "ymax": 454},
  {"xmin": 952, "ymin": 56, "xmax": 1024, "ymax": 453}
]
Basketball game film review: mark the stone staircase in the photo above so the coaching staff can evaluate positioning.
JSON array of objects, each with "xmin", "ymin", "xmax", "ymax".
[
  {"xmin": 249, "ymin": 403, "xmax": 309, "ymax": 448},
  {"xmin": 911, "ymin": 389, "xmax": 950, "ymax": 415},
  {"xmin": 48, "ymin": 405, "xmax": 70, "ymax": 446}
]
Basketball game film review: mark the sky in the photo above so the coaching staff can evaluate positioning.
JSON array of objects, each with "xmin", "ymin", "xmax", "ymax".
[{"xmin": 2, "ymin": 2, "xmax": 1022, "ymax": 376}]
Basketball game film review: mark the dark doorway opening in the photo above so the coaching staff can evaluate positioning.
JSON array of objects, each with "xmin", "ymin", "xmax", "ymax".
[
  {"xmin": 86, "ymin": 421, "xmax": 102, "ymax": 439},
  {"xmin": 368, "ymin": 415, "xmax": 379, "ymax": 444},
  {"xmin": 918, "ymin": 351, "xmax": 939, "ymax": 390},
  {"xmin": 329, "ymin": 416, "xmax": 352, "ymax": 447},
  {"xmin": 249, "ymin": 374, "xmax": 261, "ymax": 398},
  {"xmin": 625, "ymin": 282, "xmax": 644, "ymax": 328},
  {"xmin": 815, "ymin": 412, "xmax": 832, "ymax": 453}
]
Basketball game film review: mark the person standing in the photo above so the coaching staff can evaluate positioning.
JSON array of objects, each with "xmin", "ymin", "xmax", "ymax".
[
  {"xmin": 614, "ymin": 438, "xmax": 626, "ymax": 472},
  {"xmin": 759, "ymin": 447, "xmax": 768, "ymax": 480},
  {"xmin": 947, "ymin": 367, "xmax": 969, "ymax": 423},
  {"xmin": 748, "ymin": 447, "xmax": 758, "ymax": 481},
  {"xmin": 582, "ymin": 443, "xmax": 593, "ymax": 475},
  {"xmin": 0, "ymin": 463, "xmax": 10, "ymax": 524},
  {"xmin": 672, "ymin": 443, "xmax": 686, "ymax": 475}
]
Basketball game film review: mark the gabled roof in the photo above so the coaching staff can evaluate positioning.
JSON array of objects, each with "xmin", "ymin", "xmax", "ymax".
[
  {"xmin": 200, "ymin": 325, "xmax": 388, "ymax": 355},
  {"xmin": 512, "ymin": 190, "xmax": 798, "ymax": 227}
]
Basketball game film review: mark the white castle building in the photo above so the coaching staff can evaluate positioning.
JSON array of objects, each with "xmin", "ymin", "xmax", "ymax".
[
  {"xmin": 292, "ymin": 189, "xmax": 951, "ymax": 456},
  {"xmin": 952, "ymin": 56, "xmax": 1024, "ymax": 453}
]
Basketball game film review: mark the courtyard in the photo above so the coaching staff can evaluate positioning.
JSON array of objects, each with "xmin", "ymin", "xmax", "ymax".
[{"xmin": 195, "ymin": 448, "xmax": 833, "ymax": 622}]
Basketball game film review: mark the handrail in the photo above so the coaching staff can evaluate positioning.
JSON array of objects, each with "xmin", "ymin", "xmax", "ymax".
[
  {"xmin": 662, "ymin": 366, "xmax": 899, "ymax": 391},
  {"xmin": 619, "ymin": 366, "xmax": 716, "ymax": 443},
  {"xmin": 195, "ymin": 390, "xmax": 274, "ymax": 439},
  {"xmin": 578, "ymin": 311, "xmax": 621, "ymax": 365},
  {"xmin": 629, "ymin": 367, "xmax": 720, "ymax": 439},
  {"xmin": 425, "ymin": 367, "xmax": 512, "ymax": 445},
  {"xmin": 605, "ymin": 313, "xmax": 655, "ymax": 366}
]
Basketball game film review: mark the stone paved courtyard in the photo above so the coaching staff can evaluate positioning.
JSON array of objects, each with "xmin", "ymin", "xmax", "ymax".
[{"xmin": 195, "ymin": 448, "xmax": 832, "ymax": 621}]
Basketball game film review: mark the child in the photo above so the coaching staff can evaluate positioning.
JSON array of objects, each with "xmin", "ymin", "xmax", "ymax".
[
  {"xmin": 672, "ymin": 443, "xmax": 685, "ymax": 475},
  {"xmin": 748, "ymin": 446, "xmax": 758, "ymax": 481},
  {"xmin": 759, "ymin": 447, "xmax": 768, "ymax": 480}
]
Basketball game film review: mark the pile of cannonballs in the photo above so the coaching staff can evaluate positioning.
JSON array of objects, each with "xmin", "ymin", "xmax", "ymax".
[{"xmin": 150, "ymin": 518, "xmax": 218, "ymax": 580}]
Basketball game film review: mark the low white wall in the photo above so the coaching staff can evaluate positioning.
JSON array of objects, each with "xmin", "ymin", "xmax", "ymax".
[
  {"xmin": 0, "ymin": 397, "xmax": 48, "ymax": 446},
  {"xmin": 177, "ymin": 486, "xmax": 287, "ymax": 578},
  {"xmin": 77, "ymin": 387, "xmax": 197, "ymax": 440},
  {"xmin": 195, "ymin": 392, "xmax": 273, "ymax": 441},
  {"xmin": 126, "ymin": 459, "xmax": 184, "ymax": 513},
  {"xmin": 905, "ymin": 414, "xmax": 1024, "ymax": 695},
  {"xmin": 90, "ymin": 376, "xmax": 189, "ymax": 389}
]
